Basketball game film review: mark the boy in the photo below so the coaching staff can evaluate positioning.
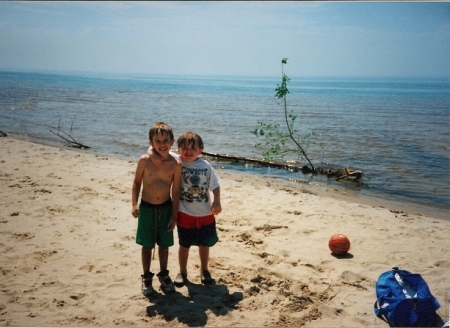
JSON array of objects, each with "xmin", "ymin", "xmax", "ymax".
[
  {"xmin": 173, "ymin": 131, "xmax": 221, "ymax": 287},
  {"xmin": 131, "ymin": 122, "xmax": 182, "ymax": 296}
]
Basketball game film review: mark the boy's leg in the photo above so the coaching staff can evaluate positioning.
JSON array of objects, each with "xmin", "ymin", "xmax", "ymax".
[
  {"xmin": 174, "ymin": 245, "xmax": 189, "ymax": 288},
  {"xmin": 158, "ymin": 246, "xmax": 168, "ymax": 272},
  {"xmin": 199, "ymin": 246, "xmax": 213, "ymax": 285},
  {"xmin": 199, "ymin": 246, "xmax": 209, "ymax": 272},
  {"xmin": 178, "ymin": 245, "xmax": 190, "ymax": 274},
  {"xmin": 142, "ymin": 247, "xmax": 152, "ymax": 273},
  {"xmin": 156, "ymin": 246, "xmax": 175, "ymax": 293},
  {"xmin": 155, "ymin": 201, "xmax": 175, "ymax": 293},
  {"xmin": 141, "ymin": 247, "xmax": 154, "ymax": 296}
]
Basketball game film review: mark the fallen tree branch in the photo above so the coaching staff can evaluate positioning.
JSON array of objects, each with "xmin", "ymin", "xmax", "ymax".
[
  {"xmin": 202, "ymin": 151, "xmax": 363, "ymax": 182},
  {"xmin": 49, "ymin": 117, "xmax": 90, "ymax": 149}
]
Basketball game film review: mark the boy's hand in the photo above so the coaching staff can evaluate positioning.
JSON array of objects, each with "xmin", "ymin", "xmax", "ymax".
[
  {"xmin": 167, "ymin": 215, "xmax": 176, "ymax": 231},
  {"xmin": 148, "ymin": 147, "xmax": 165, "ymax": 166},
  {"xmin": 132, "ymin": 205, "xmax": 140, "ymax": 218},
  {"xmin": 150, "ymin": 152, "xmax": 165, "ymax": 166},
  {"xmin": 211, "ymin": 201, "xmax": 222, "ymax": 215}
]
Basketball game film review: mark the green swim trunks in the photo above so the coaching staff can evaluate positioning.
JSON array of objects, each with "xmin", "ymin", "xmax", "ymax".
[{"xmin": 136, "ymin": 199, "xmax": 174, "ymax": 249}]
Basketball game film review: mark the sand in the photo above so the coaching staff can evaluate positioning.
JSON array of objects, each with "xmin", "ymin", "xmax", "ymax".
[{"xmin": 0, "ymin": 135, "xmax": 449, "ymax": 327}]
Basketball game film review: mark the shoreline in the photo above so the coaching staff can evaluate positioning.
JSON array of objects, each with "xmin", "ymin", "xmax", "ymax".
[
  {"xmin": 7, "ymin": 132, "xmax": 449, "ymax": 220},
  {"xmin": 213, "ymin": 167, "xmax": 449, "ymax": 221},
  {"xmin": 1, "ymin": 134, "xmax": 449, "ymax": 326}
]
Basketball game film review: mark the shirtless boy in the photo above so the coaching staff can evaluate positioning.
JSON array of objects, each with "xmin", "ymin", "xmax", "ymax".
[{"xmin": 131, "ymin": 122, "xmax": 182, "ymax": 295}]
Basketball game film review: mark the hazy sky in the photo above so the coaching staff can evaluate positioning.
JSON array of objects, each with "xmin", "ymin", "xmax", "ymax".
[{"xmin": 1, "ymin": 1, "xmax": 449, "ymax": 78}]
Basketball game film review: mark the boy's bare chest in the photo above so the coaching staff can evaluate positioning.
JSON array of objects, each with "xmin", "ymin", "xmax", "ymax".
[{"xmin": 144, "ymin": 161, "xmax": 174, "ymax": 183}]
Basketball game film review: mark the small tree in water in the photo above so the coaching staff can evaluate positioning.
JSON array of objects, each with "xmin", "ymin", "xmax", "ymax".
[{"xmin": 252, "ymin": 58, "xmax": 322, "ymax": 172}]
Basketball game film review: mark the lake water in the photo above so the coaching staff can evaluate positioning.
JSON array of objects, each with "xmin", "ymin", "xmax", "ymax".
[{"xmin": 1, "ymin": 71, "xmax": 449, "ymax": 216}]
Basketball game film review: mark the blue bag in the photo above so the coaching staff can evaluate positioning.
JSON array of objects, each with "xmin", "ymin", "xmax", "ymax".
[{"xmin": 374, "ymin": 267, "xmax": 440, "ymax": 327}]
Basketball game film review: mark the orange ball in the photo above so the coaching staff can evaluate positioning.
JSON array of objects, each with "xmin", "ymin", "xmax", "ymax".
[{"xmin": 328, "ymin": 234, "xmax": 350, "ymax": 254}]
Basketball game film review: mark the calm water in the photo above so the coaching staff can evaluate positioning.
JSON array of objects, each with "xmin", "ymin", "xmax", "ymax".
[{"xmin": 1, "ymin": 71, "xmax": 449, "ymax": 215}]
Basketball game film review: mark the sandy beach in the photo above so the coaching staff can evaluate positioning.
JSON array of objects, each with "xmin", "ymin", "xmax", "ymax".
[{"xmin": 1, "ymin": 135, "xmax": 449, "ymax": 327}]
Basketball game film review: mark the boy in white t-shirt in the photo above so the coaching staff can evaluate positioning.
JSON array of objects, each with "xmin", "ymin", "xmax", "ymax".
[
  {"xmin": 148, "ymin": 131, "xmax": 221, "ymax": 287},
  {"xmin": 173, "ymin": 131, "xmax": 221, "ymax": 287}
]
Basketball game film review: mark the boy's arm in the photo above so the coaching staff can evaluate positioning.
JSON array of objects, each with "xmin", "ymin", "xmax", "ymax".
[
  {"xmin": 147, "ymin": 146, "xmax": 165, "ymax": 166},
  {"xmin": 148, "ymin": 146, "xmax": 179, "ymax": 165},
  {"xmin": 131, "ymin": 157, "xmax": 145, "ymax": 218},
  {"xmin": 168, "ymin": 160, "xmax": 182, "ymax": 230},
  {"xmin": 211, "ymin": 186, "xmax": 222, "ymax": 215}
]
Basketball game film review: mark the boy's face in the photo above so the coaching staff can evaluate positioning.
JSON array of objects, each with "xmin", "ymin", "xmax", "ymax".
[
  {"xmin": 149, "ymin": 132, "xmax": 174, "ymax": 157},
  {"xmin": 179, "ymin": 143, "xmax": 202, "ymax": 163}
]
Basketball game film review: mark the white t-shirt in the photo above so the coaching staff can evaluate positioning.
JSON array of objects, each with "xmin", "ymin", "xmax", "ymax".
[{"xmin": 173, "ymin": 154, "xmax": 220, "ymax": 217}]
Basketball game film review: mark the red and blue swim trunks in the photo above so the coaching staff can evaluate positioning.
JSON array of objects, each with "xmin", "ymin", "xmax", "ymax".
[{"xmin": 176, "ymin": 212, "xmax": 219, "ymax": 248}]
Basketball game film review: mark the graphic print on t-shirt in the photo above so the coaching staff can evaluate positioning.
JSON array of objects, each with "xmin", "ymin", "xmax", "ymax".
[{"xmin": 181, "ymin": 167, "xmax": 209, "ymax": 203}]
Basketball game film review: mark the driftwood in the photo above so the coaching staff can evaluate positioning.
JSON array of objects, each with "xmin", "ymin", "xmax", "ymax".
[
  {"xmin": 316, "ymin": 167, "xmax": 363, "ymax": 182},
  {"xmin": 49, "ymin": 117, "xmax": 90, "ymax": 149},
  {"xmin": 202, "ymin": 151, "xmax": 362, "ymax": 182}
]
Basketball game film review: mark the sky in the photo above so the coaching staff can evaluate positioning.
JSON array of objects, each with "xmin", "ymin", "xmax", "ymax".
[{"xmin": 0, "ymin": 1, "xmax": 449, "ymax": 78}]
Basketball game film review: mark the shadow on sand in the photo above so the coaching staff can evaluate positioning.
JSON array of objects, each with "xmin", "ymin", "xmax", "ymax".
[
  {"xmin": 146, "ymin": 279, "xmax": 243, "ymax": 327},
  {"xmin": 331, "ymin": 252, "xmax": 354, "ymax": 259}
]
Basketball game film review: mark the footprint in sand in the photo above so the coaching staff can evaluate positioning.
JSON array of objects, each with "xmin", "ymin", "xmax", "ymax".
[
  {"xmin": 13, "ymin": 232, "xmax": 35, "ymax": 241},
  {"xmin": 112, "ymin": 242, "xmax": 126, "ymax": 250}
]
